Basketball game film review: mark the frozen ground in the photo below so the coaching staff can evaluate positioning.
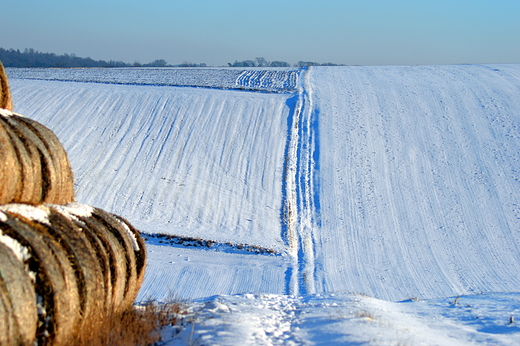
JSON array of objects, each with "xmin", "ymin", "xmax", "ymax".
[{"xmin": 7, "ymin": 65, "xmax": 520, "ymax": 344}]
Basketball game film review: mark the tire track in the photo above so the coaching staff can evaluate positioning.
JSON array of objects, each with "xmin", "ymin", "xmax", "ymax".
[{"xmin": 282, "ymin": 67, "xmax": 321, "ymax": 295}]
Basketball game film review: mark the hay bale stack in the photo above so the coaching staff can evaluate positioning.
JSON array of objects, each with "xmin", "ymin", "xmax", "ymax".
[
  {"xmin": 0, "ymin": 204, "xmax": 147, "ymax": 346},
  {"xmin": 50, "ymin": 204, "xmax": 147, "ymax": 311},
  {"xmin": 0, "ymin": 109, "xmax": 75, "ymax": 205}
]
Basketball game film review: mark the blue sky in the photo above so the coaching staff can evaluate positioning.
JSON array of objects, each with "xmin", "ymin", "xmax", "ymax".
[{"xmin": 2, "ymin": 0, "xmax": 519, "ymax": 66}]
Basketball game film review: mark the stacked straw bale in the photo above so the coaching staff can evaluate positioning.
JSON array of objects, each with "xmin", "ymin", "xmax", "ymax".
[
  {"xmin": 0, "ymin": 109, "xmax": 75, "ymax": 205},
  {"xmin": 0, "ymin": 63, "xmax": 74, "ymax": 205},
  {"xmin": 0, "ymin": 63, "xmax": 147, "ymax": 345}
]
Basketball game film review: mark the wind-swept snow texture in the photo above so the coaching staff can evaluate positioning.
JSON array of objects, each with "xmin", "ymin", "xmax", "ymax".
[{"xmin": 8, "ymin": 64, "xmax": 520, "ymax": 302}]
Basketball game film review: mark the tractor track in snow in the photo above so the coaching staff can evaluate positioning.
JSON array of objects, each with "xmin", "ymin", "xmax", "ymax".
[{"xmin": 281, "ymin": 67, "xmax": 321, "ymax": 296}]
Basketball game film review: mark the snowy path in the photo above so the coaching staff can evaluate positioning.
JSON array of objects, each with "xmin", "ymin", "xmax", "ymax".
[
  {"xmin": 166, "ymin": 292, "xmax": 520, "ymax": 346},
  {"xmin": 281, "ymin": 67, "xmax": 321, "ymax": 296}
]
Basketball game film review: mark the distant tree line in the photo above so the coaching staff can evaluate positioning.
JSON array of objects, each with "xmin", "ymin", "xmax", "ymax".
[
  {"xmin": 1, "ymin": 48, "xmax": 342, "ymax": 68},
  {"xmin": 132, "ymin": 59, "xmax": 207, "ymax": 68},
  {"xmin": 228, "ymin": 57, "xmax": 344, "ymax": 68},
  {"xmin": 0, "ymin": 48, "xmax": 130, "ymax": 68},
  {"xmin": 228, "ymin": 57, "xmax": 291, "ymax": 67},
  {"xmin": 0, "ymin": 48, "xmax": 205, "ymax": 68},
  {"xmin": 294, "ymin": 61, "xmax": 344, "ymax": 67}
]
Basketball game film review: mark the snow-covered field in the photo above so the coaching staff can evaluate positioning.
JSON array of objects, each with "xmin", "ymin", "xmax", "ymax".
[
  {"xmin": 7, "ymin": 67, "xmax": 299, "ymax": 93},
  {"xmin": 7, "ymin": 65, "xmax": 520, "ymax": 345}
]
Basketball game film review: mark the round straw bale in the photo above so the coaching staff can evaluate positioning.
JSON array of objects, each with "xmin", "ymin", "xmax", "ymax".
[
  {"xmin": 0, "ymin": 206, "xmax": 81, "ymax": 346},
  {"xmin": 38, "ymin": 206, "xmax": 107, "ymax": 326},
  {"xmin": 0, "ymin": 114, "xmax": 41, "ymax": 203},
  {"xmin": 112, "ymin": 213, "xmax": 147, "ymax": 285},
  {"xmin": 90, "ymin": 210, "xmax": 136, "ymax": 307},
  {"xmin": 0, "ymin": 62, "xmax": 13, "ymax": 111},
  {"xmin": 50, "ymin": 204, "xmax": 118, "ymax": 310},
  {"xmin": 0, "ymin": 240, "xmax": 37, "ymax": 346},
  {"xmin": 0, "ymin": 110, "xmax": 75, "ymax": 205},
  {"xmin": 0, "ymin": 120, "xmax": 22, "ymax": 203},
  {"xmin": 51, "ymin": 204, "xmax": 128, "ymax": 313},
  {"xmin": 16, "ymin": 116, "xmax": 75, "ymax": 204},
  {"xmin": 0, "ymin": 112, "xmax": 43, "ymax": 204},
  {"xmin": 43, "ymin": 203, "xmax": 146, "ymax": 325},
  {"xmin": 91, "ymin": 208, "xmax": 147, "ymax": 308}
]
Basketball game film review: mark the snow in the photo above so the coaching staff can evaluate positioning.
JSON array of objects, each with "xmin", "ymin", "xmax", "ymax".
[
  {"xmin": 50, "ymin": 202, "xmax": 94, "ymax": 217},
  {"xmin": 9, "ymin": 78, "xmax": 289, "ymax": 252},
  {"xmin": 0, "ymin": 224, "xmax": 32, "ymax": 263},
  {"xmin": 165, "ymin": 293, "xmax": 520, "ymax": 345},
  {"xmin": 0, "ymin": 108, "xmax": 23, "ymax": 117},
  {"xmin": 6, "ymin": 67, "xmax": 298, "ymax": 93},
  {"xmin": 7, "ymin": 64, "xmax": 520, "ymax": 344},
  {"xmin": 307, "ymin": 65, "xmax": 520, "ymax": 300},
  {"xmin": 138, "ymin": 243, "xmax": 288, "ymax": 301},
  {"xmin": 0, "ymin": 204, "xmax": 51, "ymax": 226}
]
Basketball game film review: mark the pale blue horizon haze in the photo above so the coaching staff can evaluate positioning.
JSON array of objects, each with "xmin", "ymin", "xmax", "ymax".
[{"xmin": 2, "ymin": 0, "xmax": 519, "ymax": 66}]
